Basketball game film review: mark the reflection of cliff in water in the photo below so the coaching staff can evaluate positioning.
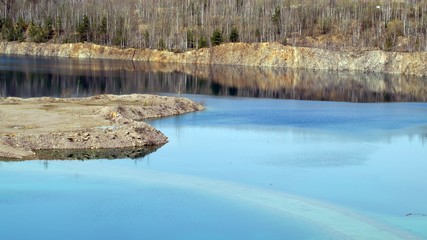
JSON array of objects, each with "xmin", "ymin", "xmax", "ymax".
[{"xmin": 1, "ymin": 55, "xmax": 427, "ymax": 102}]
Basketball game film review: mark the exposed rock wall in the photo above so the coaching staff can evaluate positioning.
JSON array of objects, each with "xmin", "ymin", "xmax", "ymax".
[{"xmin": 1, "ymin": 41, "xmax": 426, "ymax": 77}]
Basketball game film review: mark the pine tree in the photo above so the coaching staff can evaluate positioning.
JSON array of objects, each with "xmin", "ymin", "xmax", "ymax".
[
  {"xmin": 15, "ymin": 17, "xmax": 27, "ymax": 42},
  {"xmin": 229, "ymin": 27, "xmax": 239, "ymax": 43},
  {"xmin": 198, "ymin": 34, "xmax": 208, "ymax": 49},
  {"xmin": 255, "ymin": 29, "xmax": 261, "ymax": 42},
  {"xmin": 272, "ymin": 7, "xmax": 281, "ymax": 36},
  {"xmin": 112, "ymin": 27, "xmax": 123, "ymax": 46},
  {"xmin": 55, "ymin": 16, "xmax": 63, "ymax": 36},
  {"xmin": 44, "ymin": 16, "xmax": 54, "ymax": 40},
  {"xmin": 98, "ymin": 16, "xmax": 107, "ymax": 44},
  {"xmin": 2, "ymin": 17, "xmax": 16, "ymax": 41},
  {"xmin": 187, "ymin": 30, "xmax": 195, "ymax": 49},
  {"xmin": 112, "ymin": 17, "xmax": 125, "ymax": 47},
  {"xmin": 211, "ymin": 29, "xmax": 223, "ymax": 46},
  {"xmin": 158, "ymin": 38, "xmax": 165, "ymax": 50},
  {"xmin": 78, "ymin": 15, "xmax": 90, "ymax": 42},
  {"xmin": 28, "ymin": 23, "xmax": 45, "ymax": 43},
  {"xmin": 143, "ymin": 30, "xmax": 150, "ymax": 48}
]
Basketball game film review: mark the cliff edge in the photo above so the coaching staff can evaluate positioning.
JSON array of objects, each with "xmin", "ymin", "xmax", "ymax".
[{"xmin": 0, "ymin": 41, "xmax": 426, "ymax": 77}]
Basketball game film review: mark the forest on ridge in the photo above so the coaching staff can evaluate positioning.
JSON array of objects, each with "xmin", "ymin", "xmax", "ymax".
[{"xmin": 0, "ymin": 0, "xmax": 426, "ymax": 52}]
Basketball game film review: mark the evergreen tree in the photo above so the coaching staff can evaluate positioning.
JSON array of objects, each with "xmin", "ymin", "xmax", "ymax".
[
  {"xmin": 15, "ymin": 17, "xmax": 27, "ymax": 42},
  {"xmin": 211, "ymin": 29, "xmax": 223, "ymax": 46},
  {"xmin": 2, "ymin": 17, "xmax": 16, "ymax": 41},
  {"xmin": 44, "ymin": 16, "xmax": 54, "ymax": 40},
  {"xmin": 98, "ymin": 16, "xmax": 107, "ymax": 44},
  {"xmin": 28, "ymin": 23, "xmax": 45, "ymax": 43},
  {"xmin": 78, "ymin": 15, "xmax": 90, "ymax": 42},
  {"xmin": 255, "ymin": 29, "xmax": 261, "ymax": 42},
  {"xmin": 198, "ymin": 34, "xmax": 208, "ymax": 49},
  {"xmin": 112, "ymin": 17, "xmax": 125, "ymax": 47},
  {"xmin": 187, "ymin": 30, "xmax": 195, "ymax": 49},
  {"xmin": 55, "ymin": 16, "xmax": 63, "ymax": 36},
  {"xmin": 271, "ymin": 7, "xmax": 281, "ymax": 36},
  {"xmin": 229, "ymin": 27, "xmax": 239, "ymax": 43},
  {"xmin": 158, "ymin": 38, "xmax": 165, "ymax": 50},
  {"xmin": 112, "ymin": 27, "xmax": 123, "ymax": 46},
  {"xmin": 143, "ymin": 30, "xmax": 150, "ymax": 48}
]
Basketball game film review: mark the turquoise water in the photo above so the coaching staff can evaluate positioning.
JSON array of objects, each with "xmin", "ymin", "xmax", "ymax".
[
  {"xmin": 0, "ymin": 162, "xmax": 320, "ymax": 240},
  {"xmin": 1, "ymin": 95, "xmax": 427, "ymax": 239}
]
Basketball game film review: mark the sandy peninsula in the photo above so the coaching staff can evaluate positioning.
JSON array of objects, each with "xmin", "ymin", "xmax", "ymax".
[{"xmin": 0, "ymin": 94, "xmax": 203, "ymax": 160}]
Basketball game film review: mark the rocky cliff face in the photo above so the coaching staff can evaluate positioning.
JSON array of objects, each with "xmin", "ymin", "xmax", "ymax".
[{"xmin": 1, "ymin": 41, "xmax": 426, "ymax": 77}]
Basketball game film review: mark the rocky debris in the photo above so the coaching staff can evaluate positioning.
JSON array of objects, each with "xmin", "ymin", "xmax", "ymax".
[
  {"xmin": 35, "ymin": 146, "xmax": 159, "ymax": 160},
  {"xmin": 0, "ymin": 41, "xmax": 426, "ymax": 76},
  {"xmin": 0, "ymin": 94, "xmax": 204, "ymax": 160},
  {"xmin": 0, "ymin": 142, "xmax": 35, "ymax": 159}
]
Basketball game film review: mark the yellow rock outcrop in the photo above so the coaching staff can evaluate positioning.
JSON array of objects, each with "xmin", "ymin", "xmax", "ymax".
[{"xmin": 1, "ymin": 41, "xmax": 426, "ymax": 76}]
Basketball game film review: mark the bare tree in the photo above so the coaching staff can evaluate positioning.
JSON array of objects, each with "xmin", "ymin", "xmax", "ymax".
[{"xmin": 0, "ymin": 0, "xmax": 426, "ymax": 52}]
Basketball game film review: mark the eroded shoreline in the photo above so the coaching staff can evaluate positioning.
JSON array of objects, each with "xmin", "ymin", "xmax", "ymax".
[{"xmin": 0, "ymin": 94, "xmax": 204, "ymax": 160}]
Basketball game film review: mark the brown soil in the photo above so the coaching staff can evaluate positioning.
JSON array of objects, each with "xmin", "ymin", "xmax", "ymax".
[{"xmin": 0, "ymin": 94, "xmax": 204, "ymax": 160}]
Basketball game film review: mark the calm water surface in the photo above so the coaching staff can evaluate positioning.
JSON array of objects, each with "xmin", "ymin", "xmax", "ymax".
[{"xmin": 1, "ymin": 56, "xmax": 427, "ymax": 239}]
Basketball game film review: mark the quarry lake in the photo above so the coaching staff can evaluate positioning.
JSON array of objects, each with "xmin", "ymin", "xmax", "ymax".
[{"xmin": 1, "ymin": 56, "xmax": 427, "ymax": 239}]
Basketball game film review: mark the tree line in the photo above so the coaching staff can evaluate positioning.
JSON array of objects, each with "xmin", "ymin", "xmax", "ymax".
[{"xmin": 0, "ymin": 0, "xmax": 426, "ymax": 52}]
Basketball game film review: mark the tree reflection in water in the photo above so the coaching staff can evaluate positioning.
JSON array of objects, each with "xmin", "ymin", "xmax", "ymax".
[{"xmin": 1, "ymin": 55, "xmax": 427, "ymax": 102}]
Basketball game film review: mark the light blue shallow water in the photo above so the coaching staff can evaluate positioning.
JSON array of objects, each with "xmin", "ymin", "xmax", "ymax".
[
  {"xmin": 1, "ymin": 162, "xmax": 321, "ymax": 240},
  {"xmin": 1, "ymin": 95, "xmax": 427, "ymax": 239}
]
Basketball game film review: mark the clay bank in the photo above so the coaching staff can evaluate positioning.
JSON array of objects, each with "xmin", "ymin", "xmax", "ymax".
[
  {"xmin": 0, "ymin": 94, "xmax": 204, "ymax": 160},
  {"xmin": 1, "ymin": 41, "xmax": 427, "ymax": 77}
]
